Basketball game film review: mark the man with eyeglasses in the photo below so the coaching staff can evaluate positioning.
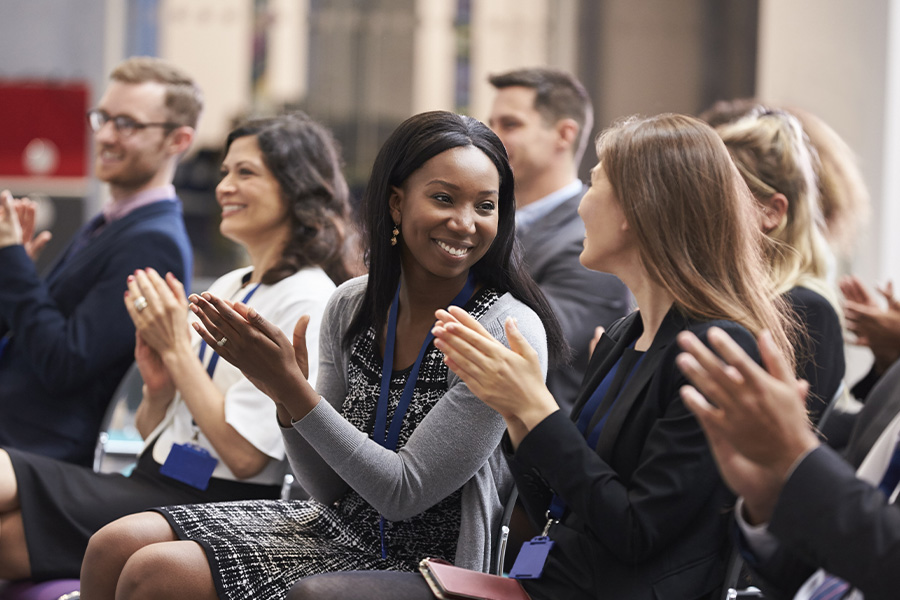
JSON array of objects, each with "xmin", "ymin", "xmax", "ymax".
[{"xmin": 0, "ymin": 56, "xmax": 198, "ymax": 466}]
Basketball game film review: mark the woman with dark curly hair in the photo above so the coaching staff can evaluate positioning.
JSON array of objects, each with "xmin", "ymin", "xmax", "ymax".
[{"xmin": 0, "ymin": 112, "xmax": 352, "ymax": 585}]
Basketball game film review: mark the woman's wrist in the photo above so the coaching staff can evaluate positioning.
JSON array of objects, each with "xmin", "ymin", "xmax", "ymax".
[
  {"xmin": 142, "ymin": 382, "xmax": 176, "ymax": 405},
  {"xmin": 277, "ymin": 380, "xmax": 320, "ymax": 422},
  {"xmin": 159, "ymin": 336, "xmax": 198, "ymax": 371},
  {"xmin": 513, "ymin": 389, "xmax": 559, "ymax": 432}
]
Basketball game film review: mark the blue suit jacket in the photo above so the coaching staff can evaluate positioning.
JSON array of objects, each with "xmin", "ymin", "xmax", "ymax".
[{"xmin": 0, "ymin": 199, "xmax": 192, "ymax": 466}]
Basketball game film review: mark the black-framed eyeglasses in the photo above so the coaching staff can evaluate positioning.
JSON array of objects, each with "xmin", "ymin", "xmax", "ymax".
[{"xmin": 86, "ymin": 109, "xmax": 181, "ymax": 137}]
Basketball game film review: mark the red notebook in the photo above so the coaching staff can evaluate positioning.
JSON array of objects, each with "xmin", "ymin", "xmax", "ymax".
[{"xmin": 418, "ymin": 558, "xmax": 532, "ymax": 600}]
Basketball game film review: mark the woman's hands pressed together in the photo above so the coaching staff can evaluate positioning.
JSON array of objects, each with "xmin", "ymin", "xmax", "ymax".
[
  {"xmin": 125, "ymin": 268, "xmax": 193, "ymax": 362},
  {"xmin": 133, "ymin": 332, "xmax": 175, "ymax": 401},
  {"xmin": 189, "ymin": 291, "xmax": 318, "ymax": 423},
  {"xmin": 432, "ymin": 305, "xmax": 558, "ymax": 447}
]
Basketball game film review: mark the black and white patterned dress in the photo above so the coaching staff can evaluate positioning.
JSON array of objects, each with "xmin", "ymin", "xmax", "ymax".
[{"xmin": 156, "ymin": 288, "xmax": 502, "ymax": 600}]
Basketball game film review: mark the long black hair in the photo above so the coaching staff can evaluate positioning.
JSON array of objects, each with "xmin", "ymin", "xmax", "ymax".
[
  {"xmin": 225, "ymin": 112, "xmax": 354, "ymax": 286},
  {"xmin": 344, "ymin": 110, "xmax": 566, "ymax": 364}
]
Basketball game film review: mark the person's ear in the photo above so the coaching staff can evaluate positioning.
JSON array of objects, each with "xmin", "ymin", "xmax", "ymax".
[
  {"xmin": 759, "ymin": 192, "xmax": 788, "ymax": 233},
  {"xmin": 166, "ymin": 126, "xmax": 195, "ymax": 156},
  {"xmin": 389, "ymin": 186, "xmax": 403, "ymax": 224},
  {"xmin": 555, "ymin": 118, "xmax": 579, "ymax": 152}
]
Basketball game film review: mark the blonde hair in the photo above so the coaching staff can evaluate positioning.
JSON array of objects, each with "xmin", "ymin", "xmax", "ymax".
[
  {"xmin": 597, "ymin": 114, "xmax": 795, "ymax": 365},
  {"xmin": 789, "ymin": 107, "xmax": 870, "ymax": 257},
  {"xmin": 110, "ymin": 56, "xmax": 203, "ymax": 129},
  {"xmin": 716, "ymin": 109, "xmax": 840, "ymax": 311}
]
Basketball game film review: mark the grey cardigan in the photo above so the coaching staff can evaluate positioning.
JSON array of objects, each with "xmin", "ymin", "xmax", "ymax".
[{"xmin": 282, "ymin": 275, "xmax": 548, "ymax": 571}]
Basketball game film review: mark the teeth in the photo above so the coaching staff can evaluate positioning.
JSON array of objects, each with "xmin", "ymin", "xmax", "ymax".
[
  {"xmin": 100, "ymin": 149, "xmax": 122, "ymax": 160},
  {"xmin": 436, "ymin": 240, "xmax": 469, "ymax": 257},
  {"xmin": 222, "ymin": 205, "xmax": 245, "ymax": 214}
]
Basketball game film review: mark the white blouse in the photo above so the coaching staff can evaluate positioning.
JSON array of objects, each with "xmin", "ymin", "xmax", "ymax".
[{"xmin": 144, "ymin": 265, "xmax": 336, "ymax": 485}]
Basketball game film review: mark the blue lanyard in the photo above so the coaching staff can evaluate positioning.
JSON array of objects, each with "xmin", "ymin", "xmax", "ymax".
[
  {"xmin": 375, "ymin": 272, "xmax": 476, "ymax": 557},
  {"xmin": 197, "ymin": 283, "xmax": 261, "ymax": 379},
  {"xmin": 548, "ymin": 345, "xmax": 645, "ymax": 521}
]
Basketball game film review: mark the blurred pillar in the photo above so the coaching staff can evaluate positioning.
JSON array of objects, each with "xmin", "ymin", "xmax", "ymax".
[
  {"xmin": 159, "ymin": 0, "xmax": 254, "ymax": 148},
  {"xmin": 757, "ymin": 0, "xmax": 900, "ymax": 381}
]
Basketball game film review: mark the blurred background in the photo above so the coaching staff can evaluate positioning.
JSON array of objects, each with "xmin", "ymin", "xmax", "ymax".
[{"xmin": 0, "ymin": 0, "xmax": 896, "ymax": 380}]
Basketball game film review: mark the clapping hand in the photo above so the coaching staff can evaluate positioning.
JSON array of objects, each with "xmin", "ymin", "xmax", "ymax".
[
  {"xmin": 188, "ymin": 292, "xmax": 315, "ymax": 418},
  {"xmin": 15, "ymin": 197, "xmax": 52, "ymax": 260},
  {"xmin": 134, "ymin": 331, "xmax": 175, "ymax": 401},
  {"xmin": 676, "ymin": 328, "xmax": 818, "ymax": 524},
  {"xmin": 0, "ymin": 191, "xmax": 53, "ymax": 258},
  {"xmin": 841, "ymin": 275, "xmax": 900, "ymax": 374},
  {"xmin": 124, "ymin": 268, "xmax": 192, "ymax": 361},
  {"xmin": 432, "ymin": 306, "xmax": 557, "ymax": 446},
  {"xmin": 0, "ymin": 190, "xmax": 24, "ymax": 249}
]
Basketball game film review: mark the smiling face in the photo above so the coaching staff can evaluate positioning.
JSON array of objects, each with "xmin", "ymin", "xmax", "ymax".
[
  {"xmin": 93, "ymin": 80, "xmax": 178, "ymax": 196},
  {"xmin": 578, "ymin": 162, "xmax": 632, "ymax": 275},
  {"xmin": 389, "ymin": 145, "xmax": 500, "ymax": 285},
  {"xmin": 216, "ymin": 135, "xmax": 290, "ymax": 250}
]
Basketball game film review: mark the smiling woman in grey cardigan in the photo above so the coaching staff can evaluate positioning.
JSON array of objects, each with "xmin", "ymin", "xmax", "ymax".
[{"xmin": 80, "ymin": 111, "xmax": 565, "ymax": 600}]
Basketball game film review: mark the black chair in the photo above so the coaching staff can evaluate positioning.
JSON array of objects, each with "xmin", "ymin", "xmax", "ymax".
[{"xmin": 493, "ymin": 485, "xmax": 519, "ymax": 575}]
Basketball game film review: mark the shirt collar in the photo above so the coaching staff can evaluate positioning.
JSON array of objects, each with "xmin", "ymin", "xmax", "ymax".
[
  {"xmin": 103, "ymin": 184, "xmax": 176, "ymax": 223},
  {"xmin": 515, "ymin": 179, "xmax": 584, "ymax": 231}
]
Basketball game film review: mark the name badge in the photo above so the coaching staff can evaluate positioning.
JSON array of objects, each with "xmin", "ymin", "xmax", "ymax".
[
  {"xmin": 508, "ymin": 536, "xmax": 555, "ymax": 579},
  {"xmin": 159, "ymin": 443, "xmax": 218, "ymax": 490}
]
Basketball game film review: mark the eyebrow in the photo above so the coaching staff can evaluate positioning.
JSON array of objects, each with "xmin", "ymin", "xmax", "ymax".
[
  {"xmin": 97, "ymin": 108, "xmax": 140, "ymax": 120},
  {"xmin": 222, "ymin": 160, "xmax": 261, "ymax": 170},
  {"xmin": 426, "ymin": 179, "xmax": 499, "ymax": 195},
  {"xmin": 426, "ymin": 179, "xmax": 460, "ymax": 190}
]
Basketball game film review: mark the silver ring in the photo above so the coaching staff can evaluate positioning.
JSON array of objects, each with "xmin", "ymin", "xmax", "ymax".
[
  {"xmin": 134, "ymin": 296, "xmax": 148, "ymax": 312},
  {"xmin": 217, "ymin": 336, "xmax": 228, "ymax": 347}
]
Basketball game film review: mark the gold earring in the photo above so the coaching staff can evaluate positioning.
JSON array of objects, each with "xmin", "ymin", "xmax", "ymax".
[{"xmin": 390, "ymin": 224, "xmax": 400, "ymax": 246}]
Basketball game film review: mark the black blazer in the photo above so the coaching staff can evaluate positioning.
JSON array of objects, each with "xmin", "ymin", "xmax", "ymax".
[
  {"xmin": 0, "ymin": 200, "xmax": 192, "ymax": 466},
  {"xmin": 509, "ymin": 308, "xmax": 757, "ymax": 600}
]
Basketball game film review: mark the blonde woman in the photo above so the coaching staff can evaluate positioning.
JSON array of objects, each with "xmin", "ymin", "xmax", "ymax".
[{"xmin": 716, "ymin": 108, "xmax": 845, "ymax": 423}]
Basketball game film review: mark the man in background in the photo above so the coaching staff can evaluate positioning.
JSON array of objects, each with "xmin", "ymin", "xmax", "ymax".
[
  {"xmin": 488, "ymin": 67, "xmax": 631, "ymax": 411},
  {"xmin": 0, "ymin": 56, "xmax": 199, "ymax": 466}
]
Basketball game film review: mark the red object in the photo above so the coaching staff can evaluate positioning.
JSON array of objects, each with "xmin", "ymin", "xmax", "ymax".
[{"xmin": 0, "ymin": 81, "xmax": 89, "ymax": 178}]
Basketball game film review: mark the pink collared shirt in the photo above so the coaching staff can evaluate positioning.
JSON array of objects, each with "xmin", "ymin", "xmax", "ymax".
[{"xmin": 102, "ymin": 184, "xmax": 177, "ymax": 223}]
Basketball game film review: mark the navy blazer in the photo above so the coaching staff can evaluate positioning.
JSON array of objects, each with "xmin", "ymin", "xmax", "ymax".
[
  {"xmin": 517, "ymin": 186, "xmax": 631, "ymax": 411},
  {"xmin": 509, "ymin": 308, "xmax": 758, "ymax": 600},
  {"xmin": 0, "ymin": 199, "xmax": 192, "ymax": 466}
]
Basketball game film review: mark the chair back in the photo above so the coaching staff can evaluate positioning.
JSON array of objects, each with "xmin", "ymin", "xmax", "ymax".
[{"xmin": 93, "ymin": 362, "xmax": 144, "ymax": 473}]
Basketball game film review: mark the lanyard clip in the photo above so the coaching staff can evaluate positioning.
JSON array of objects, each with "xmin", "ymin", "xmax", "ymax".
[{"xmin": 541, "ymin": 510, "xmax": 558, "ymax": 537}]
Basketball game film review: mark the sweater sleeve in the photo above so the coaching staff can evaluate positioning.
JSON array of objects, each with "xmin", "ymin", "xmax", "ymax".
[
  {"xmin": 0, "ymin": 227, "xmax": 189, "ymax": 392},
  {"xmin": 287, "ymin": 291, "xmax": 547, "ymax": 521}
]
